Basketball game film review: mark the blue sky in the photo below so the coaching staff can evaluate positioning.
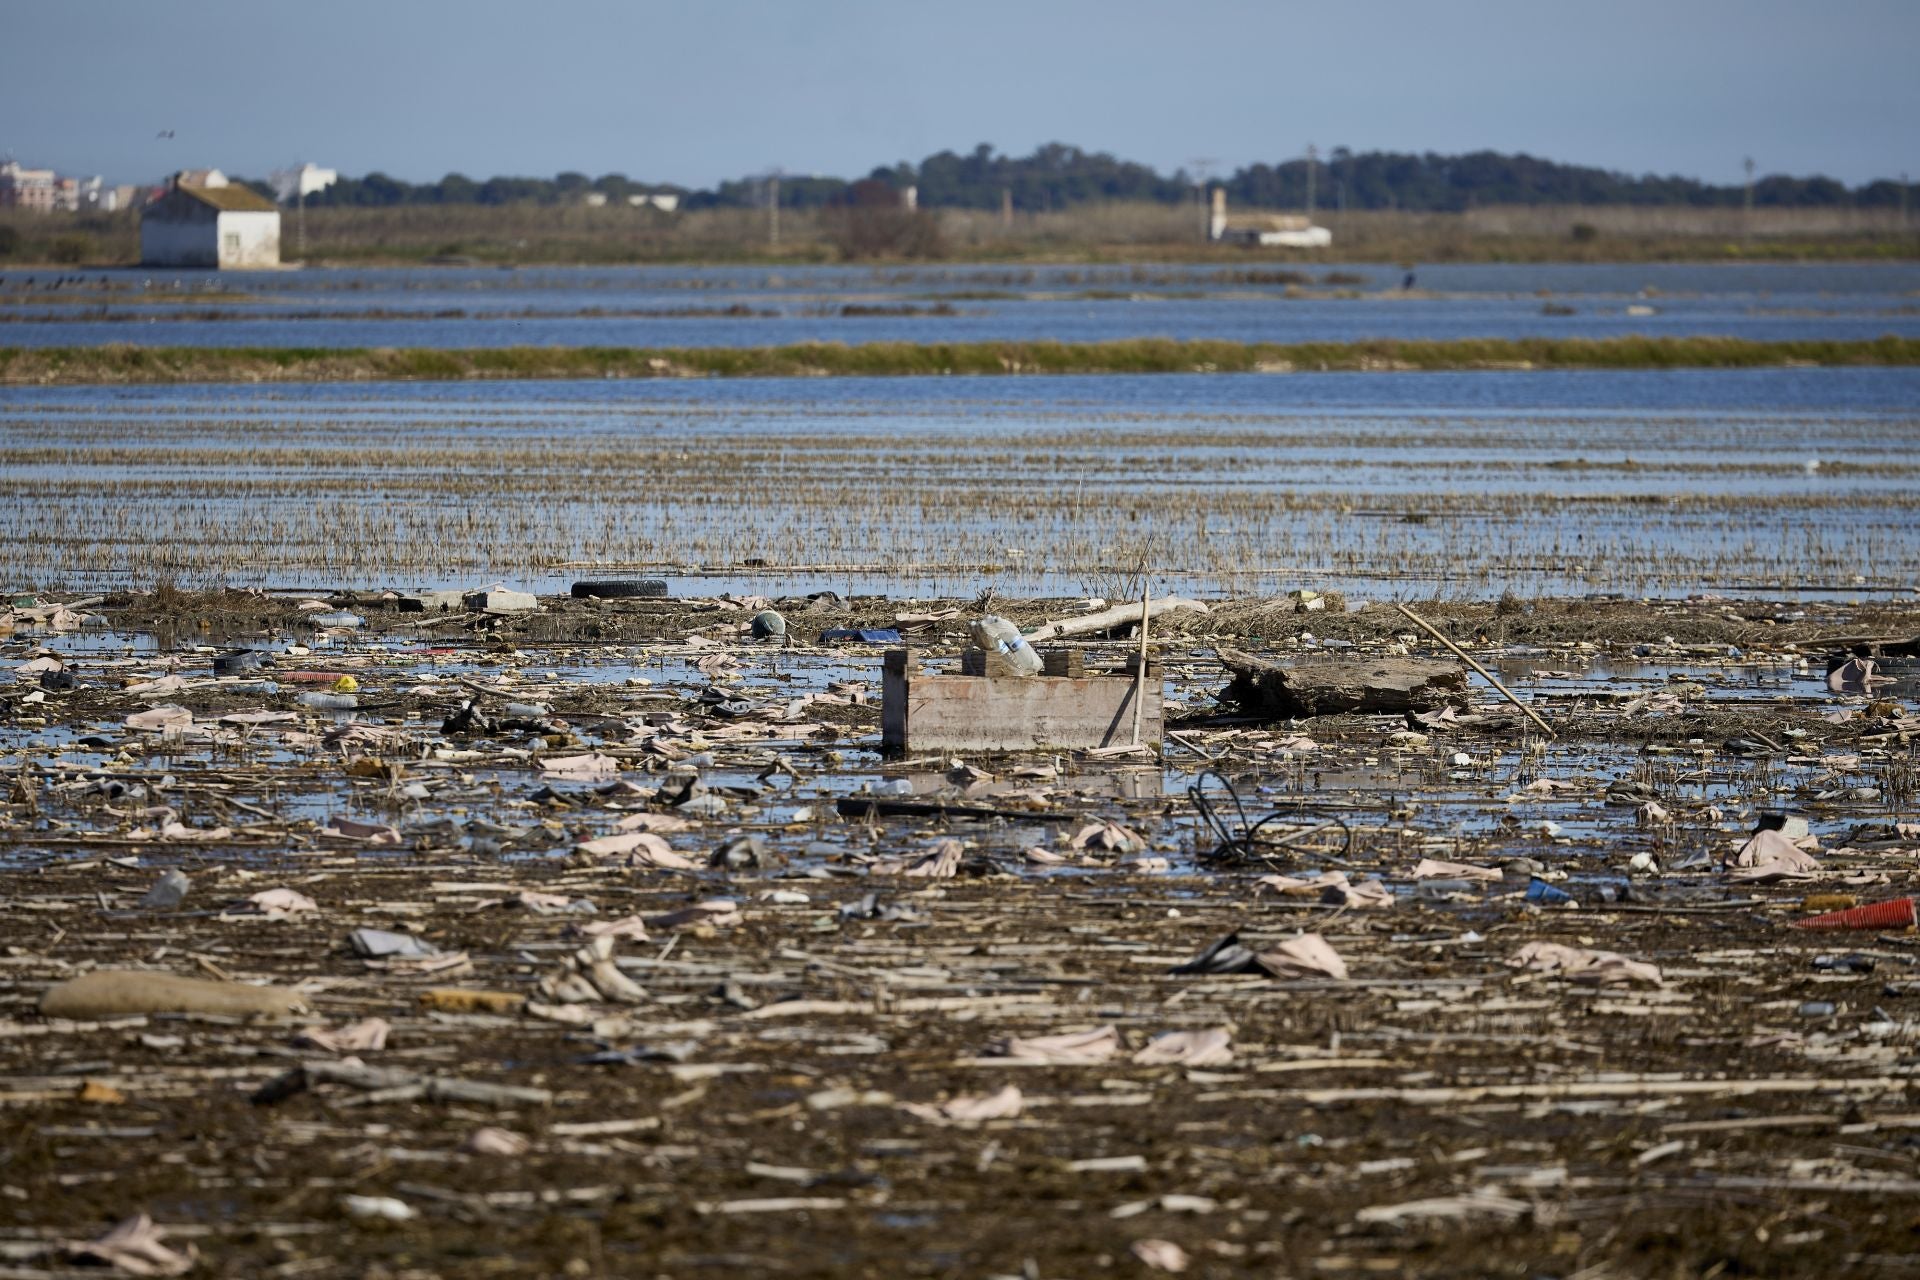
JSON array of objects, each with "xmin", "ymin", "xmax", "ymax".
[{"xmin": 5, "ymin": 0, "xmax": 1914, "ymax": 188}]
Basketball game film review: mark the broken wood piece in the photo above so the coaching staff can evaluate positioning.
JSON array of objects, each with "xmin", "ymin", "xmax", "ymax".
[
  {"xmin": 417, "ymin": 988, "xmax": 526, "ymax": 1014},
  {"xmin": 1130, "ymin": 585, "xmax": 1150, "ymax": 746},
  {"xmin": 1214, "ymin": 648, "xmax": 1466, "ymax": 718},
  {"xmin": 251, "ymin": 1059, "xmax": 553, "ymax": 1108}
]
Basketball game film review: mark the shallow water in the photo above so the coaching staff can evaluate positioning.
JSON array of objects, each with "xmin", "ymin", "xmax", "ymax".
[
  {"xmin": 3, "ymin": 367, "xmax": 1917, "ymax": 598},
  {"xmin": 4, "ymin": 261, "xmax": 1918, "ymax": 348}
]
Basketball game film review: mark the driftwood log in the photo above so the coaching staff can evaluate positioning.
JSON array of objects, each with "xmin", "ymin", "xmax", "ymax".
[{"xmin": 1215, "ymin": 648, "xmax": 1467, "ymax": 718}]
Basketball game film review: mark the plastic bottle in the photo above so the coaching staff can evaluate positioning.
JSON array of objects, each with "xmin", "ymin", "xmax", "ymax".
[
  {"xmin": 298, "ymin": 692, "xmax": 358, "ymax": 710},
  {"xmin": 967, "ymin": 616, "xmax": 1042, "ymax": 677}
]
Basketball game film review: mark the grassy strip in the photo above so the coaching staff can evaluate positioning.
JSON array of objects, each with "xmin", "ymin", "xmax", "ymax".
[{"xmin": 3, "ymin": 336, "xmax": 1918, "ymax": 385}]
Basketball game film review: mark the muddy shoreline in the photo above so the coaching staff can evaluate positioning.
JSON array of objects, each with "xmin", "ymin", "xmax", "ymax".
[{"xmin": 2, "ymin": 589, "xmax": 1917, "ymax": 1277}]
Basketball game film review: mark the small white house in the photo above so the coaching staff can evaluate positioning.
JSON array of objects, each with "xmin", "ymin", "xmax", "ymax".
[
  {"xmin": 1209, "ymin": 188, "xmax": 1332, "ymax": 248},
  {"xmin": 141, "ymin": 180, "xmax": 281, "ymax": 269}
]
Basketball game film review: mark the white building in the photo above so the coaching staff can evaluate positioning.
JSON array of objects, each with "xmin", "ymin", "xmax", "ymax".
[
  {"xmin": 0, "ymin": 162, "xmax": 57, "ymax": 212},
  {"xmin": 626, "ymin": 192, "xmax": 679, "ymax": 212},
  {"xmin": 140, "ymin": 177, "xmax": 281, "ymax": 268},
  {"xmin": 270, "ymin": 162, "xmax": 338, "ymax": 203},
  {"xmin": 1209, "ymin": 188, "xmax": 1332, "ymax": 248}
]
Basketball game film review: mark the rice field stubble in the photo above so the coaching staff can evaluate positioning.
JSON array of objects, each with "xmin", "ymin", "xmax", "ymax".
[{"xmin": 0, "ymin": 377, "xmax": 1916, "ymax": 599}]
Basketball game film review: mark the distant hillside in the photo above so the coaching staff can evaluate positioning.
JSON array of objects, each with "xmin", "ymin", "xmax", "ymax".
[{"xmin": 277, "ymin": 144, "xmax": 1909, "ymax": 213}]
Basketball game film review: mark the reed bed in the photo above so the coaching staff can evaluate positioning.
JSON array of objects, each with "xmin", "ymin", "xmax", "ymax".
[
  {"xmin": 3, "ymin": 336, "xmax": 1918, "ymax": 386},
  {"xmin": 12, "ymin": 203, "xmax": 1914, "ymax": 267}
]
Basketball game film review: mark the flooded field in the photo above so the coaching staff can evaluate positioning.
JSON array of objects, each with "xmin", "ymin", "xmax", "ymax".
[
  {"xmin": 3, "ymin": 262, "xmax": 1918, "ymax": 1276},
  {"xmin": 3, "ymin": 588, "xmax": 1920, "ymax": 1277},
  {"xmin": 4, "ymin": 261, "xmax": 1919, "ymax": 348},
  {"xmin": 3, "ymin": 367, "xmax": 1919, "ymax": 600}
]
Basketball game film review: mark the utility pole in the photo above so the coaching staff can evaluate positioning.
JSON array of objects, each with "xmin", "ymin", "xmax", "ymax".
[
  {"xmin": 1336, "ymin": 147, "xmax": 1348, "ymax": 231},
  {"xmin": 1902, "ymin": 173, "xmax": 1910, "ymax": 228},
  {"xmin": 769, "ymin": 173, "xmax": 780, "ymax": 250},
  {"xmin": 1305, "ymin": 143, "xmax": 1317, "ymax": 223},
  {"xmin": 1743, "ymin": 156, "xmax": 1755, "ymax": 236},
  {"xmin": 1187, "ymin": 156, "xmax": 1217, "ymax": 244},
  {"xmin": 297, "ymin": 185, "xmax": 306, "ymax": 261}
]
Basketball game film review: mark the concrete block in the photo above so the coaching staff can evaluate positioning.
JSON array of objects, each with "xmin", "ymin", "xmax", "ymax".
[
  {"xmin": 397, "ymin": 590, "xmax": 469, "ymax": 614},
  {"xmin": 882, "ymin": 648, "xmax": 1160, "ymax": 755},
  {"xmin": 464, "ymin": 589, "xmax": 540, "ymax": 613}
]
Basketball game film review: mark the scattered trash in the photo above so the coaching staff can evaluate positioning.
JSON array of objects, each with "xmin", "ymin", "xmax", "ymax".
[
  {"xmin": 212, "ymin": 648, "xmax": 267, "ymax": 677},
  {"xmin": 349, "ymin": 928, "xmax": 441, "ymax": 959},
  {"xmin": 296, "ymin": 1017, "xmax": 392, "ymax": 1054},
  {"xmin": 1525, "ymin": 878, "xmax": 1575, "ymax": 906},
  {"xmin": 462, "ymin": 1126, "xmax": 532, "ymax": 1156},
  {"xmin": 1827, "ymin": 656, "xmax": 1889, "ymax": 695},
  {"xmin": 1132, "ymin": 1028, "xmax": 1233, "ymax": 1066},
  {"xmin": 1130, "ymin": 1239, "xmax": 1192, "ymax": 1272},
  {"xmin": 1412, "ymin": 858, "xmax": 1503, "ymax": 882},
  {"xmin": 967, "ymin": 615, "xmax": 1042, "ymax": 677},
  {"xmin": 1793, "ymin": 897, "xmax": 1917, "ymax": 930},
  {"xmin": 819, "ymin": 627, "xmax": 904, "ymax": 644},
  {"xmin": 341, "ymin": 1194, "xmax": 417, "ymax": 1223},
  {"xmin": 138, "ymin": 869, "xmax": 191, "ymax": 910},
  {"xmin": 988, "ymin": 1026, "xmax": 1119, "ymax": 1064},
  {"xmin": 66, "ymin": 1214, "xmax": 196, "ymax": 1276},
  {"xmin": 900, "ymin": 1083, "xmax": 1024, "ymax": 1123},
  {"xmin": 1508, "ymin": 941, "xmax": 1662, "ymax": 987},
  {"xmin": 6, "ymin": 586, "xmax": 1916, "ymax": 1270},
  {"xmin": 571, "ymin": 578, "xmax": 668, "ymax": 599},
  {"xmin": 1172, "ymin": 932, "xmax": 1349, "ymax": 981}
]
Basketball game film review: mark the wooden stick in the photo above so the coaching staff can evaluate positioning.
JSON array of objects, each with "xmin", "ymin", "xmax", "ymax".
[
  {"xmin": 1130, "ymin": 586, "xmax": 1150, "ymax": 746},
  {"xmin": 1393, "ymin": 603, "xmax": 1556, "ymax": 739}
]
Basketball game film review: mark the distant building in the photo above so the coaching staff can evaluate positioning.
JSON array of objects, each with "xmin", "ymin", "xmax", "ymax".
[
  {"xmin": 583, "ymin": 191, "xmax": 608, "ymax": 207},
  {"xmin": 173, "ymin": 168, "xmax": 229, "ymax": 190},
  {"xmin": 626, "ymin": 192, "xmax": 679, "ymax": 212},
  {"xmin": 0, "ymin": 162, "xmax": 58, "ymax": 212},
  {"xmin": 141, "ymin": 175, "xmax": 281, "ymax": 268},
  {"xmin": 51, "ymin": 176, "xmax": 111, "ymax": 213},
  {"xmin": 1209, "ymin": 188, "xmax": 1331, "ymax": 248},
  {"xmin": 269, "ymin": 162, "xmax": 338, "ymax": 203}
]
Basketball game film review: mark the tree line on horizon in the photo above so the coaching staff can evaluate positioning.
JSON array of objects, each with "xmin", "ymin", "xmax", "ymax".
[{"xmin": 260, "ymin": 143, "xmax": 1910, "ymax": 213}]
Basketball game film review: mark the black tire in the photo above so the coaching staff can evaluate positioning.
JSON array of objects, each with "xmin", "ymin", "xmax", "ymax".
[{"xmin": 571, "ymin": 579, "xmax": 668, "ymax": 599}]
